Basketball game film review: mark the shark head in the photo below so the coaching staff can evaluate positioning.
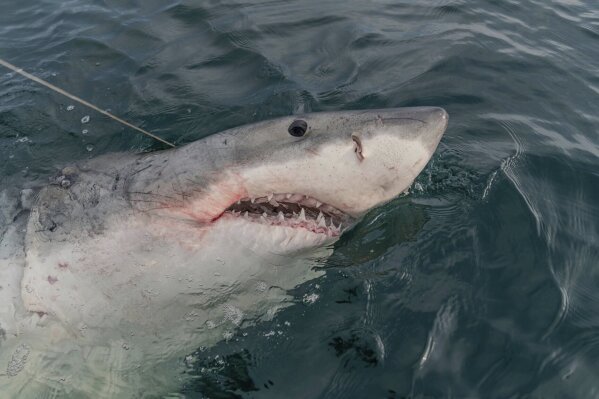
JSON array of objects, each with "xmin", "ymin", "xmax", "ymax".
[
  {"xmin": 130, "ymin": 106, "xmax": 448, "ymax": 253},
  {"xmin": 17, "ymin": 107, "xmax": 447, "ymax": 391}
]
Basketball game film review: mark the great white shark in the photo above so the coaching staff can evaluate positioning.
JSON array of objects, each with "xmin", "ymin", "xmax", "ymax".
[{"xmin": 0, "ymin": 107, "xmax": 447, "ymax": 397}]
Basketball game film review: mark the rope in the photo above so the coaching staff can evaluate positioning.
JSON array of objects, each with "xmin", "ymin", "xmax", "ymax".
[{"xmin": 0, "ymin": 58, "xmax": 175, "ymax": 148}]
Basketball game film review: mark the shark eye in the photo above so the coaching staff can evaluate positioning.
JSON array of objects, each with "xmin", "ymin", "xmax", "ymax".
[{"xmin": 288, "ymin": 120, "xmax": 308, "ymax": 137}]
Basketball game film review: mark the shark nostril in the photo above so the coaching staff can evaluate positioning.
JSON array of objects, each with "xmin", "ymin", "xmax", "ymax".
[{"xmin": 352, "ymin": 134, "xmax": 364, "ymax": 161}]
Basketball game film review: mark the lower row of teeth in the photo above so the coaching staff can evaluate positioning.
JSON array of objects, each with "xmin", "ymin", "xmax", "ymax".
[{"xmin": 229, "ymin": 208, "xmax": 342, "ymax": 231}]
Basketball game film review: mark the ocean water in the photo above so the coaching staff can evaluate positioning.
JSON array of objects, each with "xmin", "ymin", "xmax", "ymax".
[{"xmin": 1, "ymin": 0, "xmax": 598, "ymax": 397}]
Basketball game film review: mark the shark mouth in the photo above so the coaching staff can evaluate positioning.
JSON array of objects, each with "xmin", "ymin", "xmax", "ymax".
[{"xmin": 223, "ymin": 193, "xmax": 349, "ymax": 236}]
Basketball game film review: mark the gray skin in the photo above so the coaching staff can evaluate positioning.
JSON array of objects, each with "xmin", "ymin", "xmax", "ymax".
[{"xmin": 0, "ymin": 107, "xmax": 447, "ymax": 397}]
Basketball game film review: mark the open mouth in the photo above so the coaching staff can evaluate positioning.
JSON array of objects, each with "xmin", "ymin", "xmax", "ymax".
[{"xmin": 223, "ymin": 193, "xmax": 350, "ymax": 236}]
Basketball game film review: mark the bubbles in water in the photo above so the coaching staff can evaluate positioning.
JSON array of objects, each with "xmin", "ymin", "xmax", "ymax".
[
  {"xmin": 302, "ymin": 293, "xmax": 319, "ymax": 305},
  {"xmin": 86, "ymin": 144, "xmax": 94, "ymax": 152},
  {"xmin": 81, "ymin": 115, "xmax": 90, "ymax": 124},
  {"xmin": 15, "ymin": 136, "xmax": 30, "ymax": 143},
  {"xmin": 82, "ymin": 129, "xmax": 88, "ymax": 135},
  {"xmin": 223, "ymin": 305, "xmax": 244, "ymax": 326},
  {"xmin": 66, "ymin": 105, "xmax": 74, "ymax": 111},
  {"xmin": 185, "ymin": 355, "xmax": 195, "ymax": 367}
]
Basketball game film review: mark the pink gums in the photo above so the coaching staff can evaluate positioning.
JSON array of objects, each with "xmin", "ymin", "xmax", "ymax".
[{"xmin": 159, "ymin": 172, "xmax": 249, "ymax": 224}]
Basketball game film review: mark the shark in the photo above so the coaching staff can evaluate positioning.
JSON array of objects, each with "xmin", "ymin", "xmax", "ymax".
[{"xmin": 0, "ymin": 107, "xmax": 447, "ymax": 397}]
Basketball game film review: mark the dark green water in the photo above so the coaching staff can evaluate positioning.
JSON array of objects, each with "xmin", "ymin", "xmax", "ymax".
[{"xmin": 1, "ymin": 0, "xmax": 598, "ymax": 397}]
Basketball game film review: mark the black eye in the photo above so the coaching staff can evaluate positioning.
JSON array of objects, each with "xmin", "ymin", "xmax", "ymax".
[{"xmin": 288, "ymin": 119, "xmax": 308, "ymax": 137}]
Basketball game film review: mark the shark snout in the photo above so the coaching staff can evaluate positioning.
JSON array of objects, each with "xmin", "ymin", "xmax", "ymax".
[
  {"xmin": 346, "ymin": 107, "xmax": 448, "ymax": 212},
  {"xmin": 382, "ymin": 106, "xmax": 448, "ymax": 151},
  {"xmin": 365, "ymin": 106, "xmax": 447, "ymax": 156},
  {"xmin": 420, "ymin": 107, "xmax": 448, "ymax": 151}
]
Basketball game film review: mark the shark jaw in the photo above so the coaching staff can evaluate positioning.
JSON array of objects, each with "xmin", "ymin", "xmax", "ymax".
[{"xmin": 222, "ymin": 193, "xmax": 348, "ymax": 237}]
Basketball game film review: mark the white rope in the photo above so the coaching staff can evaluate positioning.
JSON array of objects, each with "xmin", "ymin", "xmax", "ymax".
[{"xmin": 0, "ymin": 58, "xmax": 175, "ymax": 148}]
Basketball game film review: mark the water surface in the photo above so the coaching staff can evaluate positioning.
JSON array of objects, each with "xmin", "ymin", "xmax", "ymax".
[{"xmin": 1, "ymin": 0, "xmax": 599, "ymax": 397}]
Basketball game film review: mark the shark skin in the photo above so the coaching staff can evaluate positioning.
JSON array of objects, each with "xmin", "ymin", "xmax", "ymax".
[{"xmin": 0, "ymin": 107, "xmax": 447, "ymax": 397}]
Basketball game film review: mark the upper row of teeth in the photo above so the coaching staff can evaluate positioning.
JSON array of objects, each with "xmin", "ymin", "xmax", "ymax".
[
  {"xmin": 230, "ymin": 208, "xmax": 341, "ymax": 230},
  {"xmin": 238, "ymin": 196, "xmax": 320, "ymax": 207},
  {"xmin": 236, "ymin": 193, "xmax": 344, "ymax": 215}
]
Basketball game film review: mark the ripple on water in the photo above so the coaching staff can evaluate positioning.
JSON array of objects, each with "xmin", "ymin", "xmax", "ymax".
[{"xmin": 2, "ymin": 0, "xmax": 599, "ymax": 396}]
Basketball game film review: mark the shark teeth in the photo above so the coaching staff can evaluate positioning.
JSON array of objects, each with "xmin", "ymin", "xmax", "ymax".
[
  {"xmin": 318, "ymin": 216, "xmax": 327, "ymax": 228},
  {"xmin": 298, "ymin": 208, "xmax": 306, "ymax": 221},
  {"xmin": 225, "ymin": 192, "xmax": 348, "ymax": 236},
  {"xmin": 316, "ymin": 211, "xmax": 323, "ymax": 223}
]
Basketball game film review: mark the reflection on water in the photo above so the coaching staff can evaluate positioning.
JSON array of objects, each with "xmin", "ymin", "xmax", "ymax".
[{"xmin": 1, "ymin": 0, "xmax": 599, "ymax": 397}]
